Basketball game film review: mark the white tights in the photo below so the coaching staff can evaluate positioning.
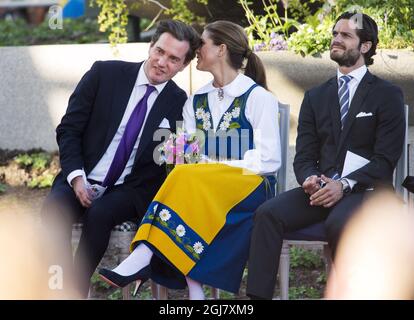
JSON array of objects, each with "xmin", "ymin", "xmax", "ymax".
[{"xmin": 112, "ymin": 243, "xmax": 205, "ymax": 300}]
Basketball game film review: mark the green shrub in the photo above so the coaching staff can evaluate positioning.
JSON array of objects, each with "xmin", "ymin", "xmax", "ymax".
[
  {"xmin": 330, "ymin": 0, "xmax": 414, "ymax": 50},
  {"xmin": 0, "ymin": 183, "xmax": 6, "ymax": 194},
  {"xmin": 14, "ymin": 152, "xmax": 51, "ymax": 171},
  {"xmin": 13, "ymin": 152, "xmax": 56, "ymax": 189},
  {"xmin": 27, "ymin": 173, "xmax": 54, "ymax": 189},
  {"xmin": 241, "ymin": 0, "xmax": 413, "ymax": 56},
  {"xmin": 288, "ymin": 18, "xmax": 332, "ymax": 56},
  {"xmin": 290, "ymin": 247, "xmax": 324, "ymax": 269},
  {"xmin": 0, "ymin": 17, "xmax": 108, "ymax": 46},
  {"xmin": 289, "ymin": 285, "xmax": 321, "ymax": 299},
  {"xmin": 91, "ymin": 0, "xmax": 208, "ymax": 48}
]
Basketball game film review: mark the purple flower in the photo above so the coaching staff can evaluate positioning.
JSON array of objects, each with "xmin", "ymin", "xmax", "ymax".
[
  {"xmin": 268, "ymin": 35, "xmax": 288, "ymax": 51},
  {"xmin": 253, "ymin": 42, "xmax": 266, "ymax": 52}
]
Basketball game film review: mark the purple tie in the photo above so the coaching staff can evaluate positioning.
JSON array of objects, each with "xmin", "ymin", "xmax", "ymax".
[{"xmin": 102, "ymin": 84, "xmax": 156, "ymax": 187}]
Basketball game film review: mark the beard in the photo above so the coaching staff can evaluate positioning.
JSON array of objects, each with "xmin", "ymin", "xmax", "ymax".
[{"xmin": 330, "ymin": 45, "xmax": 362, "ymax": 67}]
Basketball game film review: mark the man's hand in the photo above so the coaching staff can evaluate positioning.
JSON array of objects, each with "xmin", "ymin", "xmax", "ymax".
[
  {"xmin": 72, "ymin": 176, "xmax": 92, "ymax": 208},
  {"xmin": 302, "ymin": 175, "xmax": 321, "ymax": 195},
  {"xmin": 309, "ymin": 175, "xmax": 343, "ymax": 208}
]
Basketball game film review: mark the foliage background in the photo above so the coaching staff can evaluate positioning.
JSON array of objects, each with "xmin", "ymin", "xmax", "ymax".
[{"xmin": 0, "ymin": 0, "xmax": 412, "ymax": 55}]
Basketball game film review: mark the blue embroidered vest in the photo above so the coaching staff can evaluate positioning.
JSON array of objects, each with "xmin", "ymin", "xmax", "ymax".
[{"xmin": 192, "ymin": 84, "xmax": 258, "ymax": 160}]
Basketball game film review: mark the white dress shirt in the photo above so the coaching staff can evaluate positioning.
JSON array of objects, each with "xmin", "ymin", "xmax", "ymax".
[
  {"xmin": 337, "ymin": 64, "xmax": 367, "ymax": 189},
  {"xmin": 337, "ymin": 64, "xmax": 367, "ymax": 108},
  {"xmin": 183, "ymin": 73, "xmax": 281, "ymax": 174},
  {"xmin": 67, "ymin": 61, "xmax": 168, "ymax": 186}
]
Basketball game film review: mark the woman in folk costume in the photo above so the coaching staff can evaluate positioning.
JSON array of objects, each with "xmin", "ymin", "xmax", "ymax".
[{"xmin": 99, "ymin": 20, "xmax": 281, "ymax": 299}]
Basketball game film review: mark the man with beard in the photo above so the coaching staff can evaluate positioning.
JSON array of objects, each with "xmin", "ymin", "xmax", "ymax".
[{"xmin": 246, "ymin": 12, "xmax": 405, "ymax": 300}]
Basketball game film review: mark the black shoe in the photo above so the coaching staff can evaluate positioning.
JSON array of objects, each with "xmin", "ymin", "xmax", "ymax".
[
  {"xmin": 247, "ymin": 293, "xmax": 268, "ymax": 300},
  {"xmin": 98, "ymin": 265, "xmax": 151, "ymax": 290}
]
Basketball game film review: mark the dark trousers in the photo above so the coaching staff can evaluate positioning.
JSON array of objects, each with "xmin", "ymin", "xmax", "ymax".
[
  {"xmin": 41, "ymin": 181, "xmax": 141, "ymax": 298},
  {"xmin": 246, "ymin": 187, "xmax": 366, "ymax": 299}
]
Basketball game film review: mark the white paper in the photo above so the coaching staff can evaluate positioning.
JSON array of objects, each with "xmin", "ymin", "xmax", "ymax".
[{"xmin": 341, "ymin": 151, "xmax": 370, "ymax": 177}]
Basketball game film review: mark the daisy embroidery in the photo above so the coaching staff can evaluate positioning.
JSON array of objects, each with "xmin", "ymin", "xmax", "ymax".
[
  {"xmin": 176, "ymin": 224, "xmax": 186, "ymax": 237},
  {"xmin": 159, "ymin": 209, "xmax": 171, "ymax": 221},
  {"xmin": 219, "ymin": 120, "xmax": 230, "ymax": 131},
  {"xmin": 203, "ymin": 120, "xmax": 212, "ymax": 130},
  {"xmin": 195, "ymin": 108, "xmax": 204, "ymax": 120},
  {"xmin": 223, "ymin": 112, "xmax": 233, "ymax": 122},
  {"xmin": 231, "ymin": 107, "xmax": 240, "ymax": 118},
  {"xmin": 193, "ymin": 242, "xmax": 204, "ymax": 254}
]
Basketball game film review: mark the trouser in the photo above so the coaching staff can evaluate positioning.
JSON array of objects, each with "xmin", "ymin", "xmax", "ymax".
[
  {"xmin": 41, "ymin": 181, "xmax": 141, "ymax": 298},
  {"xmin": 246, "ymin": 187, "xmax": 366, "ymax": 299}
]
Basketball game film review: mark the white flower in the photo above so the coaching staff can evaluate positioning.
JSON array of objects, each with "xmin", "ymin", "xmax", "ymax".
[
  {"xmin": 176, "ymin": 224, "xmax": 186, "ymax": 237},
  {"xmin": 202, "ymin": 111, "xmax": 211, "ymax": 121},
  {"xmin": 231, "ymin": 107, "xmax": 240, "ymax": 118},
  {"xmin": 219, "ymin": 120, "xmax": 230, "ymax": 131},
  {"xmin": 223, "ymin": 112, "xmax": 232, "ymax": 122},
  {"xmin": 193, "ymin": 242, "xmax": 204, "ymax": 254},
  {"xmin": 159, "ymin": 209, "xmax": 170, "ymax": 221},
  {"xmin": 195, "ymin": 108, "xmax": 204, "ymax": 120},
  {"xmin": 203, "ymin": 120, "xmax": 212, "ymax": 130},
  {"xmin": 153, "ymin": 204, "xmax": 159, "ymax": 213}
]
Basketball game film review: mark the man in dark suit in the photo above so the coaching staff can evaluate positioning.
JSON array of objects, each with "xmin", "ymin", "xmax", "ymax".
[
  {"xmin": 41, "ymin": 20, "xmax": 200, "ymax": 298},
  {"xmin": 246, "ymin": 12, "xmax": 405, "ymax": 299}
]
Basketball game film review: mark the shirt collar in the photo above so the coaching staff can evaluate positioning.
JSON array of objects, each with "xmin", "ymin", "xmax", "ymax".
[
  {"xmin": 337, "ymin": 64, "xmax": 367, "ymax": 84},
  {"xmin": 136, "ymin": 60, "xmax": 168, "ymax": 93},
  {"xmin": 195, "ymin": 73, "xmax": 256, "ymax": 97}
]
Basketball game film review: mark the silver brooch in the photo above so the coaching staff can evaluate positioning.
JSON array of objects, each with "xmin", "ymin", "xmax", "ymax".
[{"xmin": 217, "ymin": 88, "xmax": 224, "ymax": 101}]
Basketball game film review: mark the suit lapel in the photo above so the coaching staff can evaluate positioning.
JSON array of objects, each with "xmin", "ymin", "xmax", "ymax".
[
  {"xmin": 103, "ymin": 62, "xmax": 141, "ymax": 150},
  {"xmin": 134, "ymin": 80, "xmax": 177, "ymax": 161},
  {"xmin": 337, "ymin": 71, "xmax": 374, "ymax": 152},
  {"xmin": 327, "ymin": 77, "xmax": 341, "ymax": 148}
]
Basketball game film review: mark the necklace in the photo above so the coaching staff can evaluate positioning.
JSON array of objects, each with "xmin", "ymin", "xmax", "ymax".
[{"xmin": 217, "ymin": 87, "xmax": 224, "ymax": 101}]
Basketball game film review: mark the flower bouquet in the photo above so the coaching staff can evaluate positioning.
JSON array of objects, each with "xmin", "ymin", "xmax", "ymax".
[{"xmin": 158, "ymin": 129, "xmax": 202, "ymax": 174}]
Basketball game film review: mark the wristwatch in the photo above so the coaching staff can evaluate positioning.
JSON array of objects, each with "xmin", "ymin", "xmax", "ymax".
[{"xmin": 340, "ymin": 178, "xmax": 352, "ymax": 195}]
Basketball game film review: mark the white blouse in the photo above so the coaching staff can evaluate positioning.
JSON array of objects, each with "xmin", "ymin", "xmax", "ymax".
[{"xmin": 183, "ymin": 73, "xmax": 281, "ymax": 175}]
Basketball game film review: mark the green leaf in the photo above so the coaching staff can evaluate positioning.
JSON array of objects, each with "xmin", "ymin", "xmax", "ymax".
[{"xmin": 228, "ymin": 122, "xmax": 241, "ymax": 129}]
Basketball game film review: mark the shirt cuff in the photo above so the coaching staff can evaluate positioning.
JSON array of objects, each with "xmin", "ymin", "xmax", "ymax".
[
  {"xmin": 305, "ymin": 175, "xmax": 318, "ymax": 182},
  {"xmin": 67, "ymin": 169, "xmax": 86, "ymax": 187},
  {"xmin": 343, "ymin": 178, "xmax": 357, "ymax": 190}
]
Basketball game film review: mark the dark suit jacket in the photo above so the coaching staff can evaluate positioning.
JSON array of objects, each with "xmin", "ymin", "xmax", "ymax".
[
  {"xmin": 53, "ymin": 60, "xmax": 187, "ymax": 216},
  {"xmin": 293, "ymin": 70, "xmax": 405, "ymax": 191}
]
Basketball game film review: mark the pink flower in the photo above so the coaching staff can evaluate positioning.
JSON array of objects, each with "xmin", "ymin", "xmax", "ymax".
[
  {"xmin": 175, "ymin": 154, "xmax": 184, "ymax": 164},
  {"xmin": 188, "ymin": 143, "xmax": 200, "ymax": 153},
  {"xmin": 176, "ymin": 134, "xmax": 186, "ymax": 146},
  {"xmin": 166, "ymin": 153, "xmax": 174, "ymax": 164}
]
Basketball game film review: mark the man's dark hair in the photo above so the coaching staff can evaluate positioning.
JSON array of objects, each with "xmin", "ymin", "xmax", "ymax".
[
  {"xmin": 334, "ymin": 12, "xmax": 379, "ymax": 66},
  {"xmin": 151, "ymin": 20, "xmax": 201, "ymax": 64}
]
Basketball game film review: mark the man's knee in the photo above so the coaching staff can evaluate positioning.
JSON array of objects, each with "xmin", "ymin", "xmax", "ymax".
[
  {"xmin": 82, "ymin": 201, "xmax": 114, "ymax": 232},
  {"xmin": 254, "ymin": 199, "xmax": 284, "ymax": 233},
  {"xmin": 324, "ymin": 215, "xmax": 348, "ymax": 255},
  {"xmin": 41, "ymin": 190, "xmax": 77, "ymax": 226}
]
